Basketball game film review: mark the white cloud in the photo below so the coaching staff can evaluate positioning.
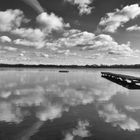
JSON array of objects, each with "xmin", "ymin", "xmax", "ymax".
[
  {"xmin": 99, "ymin": 4, "xmax": 140, "ymax": 33},
  {"xmin": 4, "ymin": 46, "xmax": 17, "ymax": 51},
  {"xmin": 125, "ymin": 105, "xmax": 140, "ymax": 112},
  {"xmin": 0, "ymin": 9, "xmax": 69, "ymax": 49},
  {"xmin": 53, "ymin": 29, "xmax": 95, "ymax": 48},
  {"xmin": 98, "ymin": 103, "xmax": 140, "ymax": 131},
  {"xmin": 36, "ymin": 12, "xmax": 69, "ymax": 33},
  {"xmin": 0, "ymin": 36, "xmax": 12, "ymax": 43},
  {"xmin": 12, "ymin": 28, "xmax": 45, "ymax": 41},
  {"xmin": 14, "ymin": 39, "xmax": 45, "ymax": 48},
  {"xmin": 10, "ymin": 11, "xmax": 69, "ymax": 47},
  {"xmin": 126, "ymin": 24, "xmax": 140, "ymax": 31},
  {"xmin": 65, "ymin": 0, "xmax": 94, "ymax": 15},
  {"xmin": 35, "ymin": 52, "xmax": 49, "ymax": 58},
  {"xmin": 90, "ymin": 35, "xmax": 134, "ymax": 57},
  {"xmin": 50, "ymin": 29, "xmax": 138, "ymax": 58},
  {"xmin": 0, "ymin": 9, "xmax": 27, "ymax": 32}
]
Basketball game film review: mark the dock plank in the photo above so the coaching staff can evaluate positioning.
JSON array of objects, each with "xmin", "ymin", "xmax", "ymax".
[{"xmin": 101, "ymin": 72, "xmax": 140, "ymax": 81}]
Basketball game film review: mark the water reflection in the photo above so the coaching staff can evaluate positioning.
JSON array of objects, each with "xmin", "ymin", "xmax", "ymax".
[
  {"xmin": 63, "ymin": 120, "xmax": 91, "ymax": 140},
  {"xmin": 0, "ymin": 69, "xmax": 140, "ymax": 140}
]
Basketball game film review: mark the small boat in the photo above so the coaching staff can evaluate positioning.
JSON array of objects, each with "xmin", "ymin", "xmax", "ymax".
[{"xmin": 59, "ymin": 70, "xmax": 69, "ymax": 73}]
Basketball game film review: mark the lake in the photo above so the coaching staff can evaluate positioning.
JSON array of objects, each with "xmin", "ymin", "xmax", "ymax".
[{"xmin": 0, "ymin": 68, "xmax": 140, "ymax": 140}]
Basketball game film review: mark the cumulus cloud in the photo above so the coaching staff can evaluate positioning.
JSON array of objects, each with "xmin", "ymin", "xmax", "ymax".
[
  {"xmin": 126, "ymin": 24, "xmax": 140, "ymax": 31},
  {"xmin": 99, "ymin": 4, "xmax": 140, "ymax": 33},
  {"xmin": 50, "ymin": 29, "xmax": 138, "ymax": 58},
  {"xmin": 0, "ymin": 8, "xmax": 69, "ymax": 49},
  {"xmin": 0, "ymin": 9, "xmax": 27, "ymax": 32},
  {"xmin": 11, "ymin": 12, "xmax": 69, "ymax": 48},
  {"xmin": 65, "ymin": 0, "xmax": 94, "ymax": 15},
  {"xmin": 0, "ymin": 36, "xmax": 12, "ymax": 43},
  {"xmin": 90, "ymin": 35, "xmax": 135, "ymax": 57},
  {"xmin": 36, "ymin": 12, "xmax": 69, "ymax": 33},
  {"xmin": 4, "ymin": 46, "xmax": 17, "ymax": 51},
  {"xmin": 56, "ymin": 49, "xmax": 77, "ymax": 56},
  {"xmin": 55, "ymin": 30, "xmax": 95, "ymax": 48},
  {"xmin": 35, "ymin": 52, "xmax": 49, "ymax": 58},
  {"xmin": 98, "ymin": 103, "xmax": 140, "ymax": 131},
  {"xmin": 12, "ymin": 28, "xmax": 45, "ymax": 41},
  {"xmin": 63, "ymin": 120, "xmax": 90, "ymax": 140},
  {"xmin": 52, "ymin": 29, "xmax": 95, "ymax": 48},
  {"xmin": 22, "ymin": 0, "xmax": 69, "ymax": 33},
  {"xmin": 14, "ymin": 39, "xmax": 45, "ymax": 49},
  {"xmin": 125, "ymin": 105, "xmax": 140, "ymax": 112}
]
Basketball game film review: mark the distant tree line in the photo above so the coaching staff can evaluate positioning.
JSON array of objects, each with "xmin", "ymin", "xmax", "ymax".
[{"xmin": 0, "ymin": 63, "xmax": 140, "ymax": 68}]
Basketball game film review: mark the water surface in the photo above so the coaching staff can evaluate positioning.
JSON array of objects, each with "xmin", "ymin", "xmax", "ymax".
[{"xmin": 0, "ymin": 68, "xmax": 140, "ymax": 140}]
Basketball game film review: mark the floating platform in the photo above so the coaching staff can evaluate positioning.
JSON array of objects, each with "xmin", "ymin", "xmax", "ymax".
[{"xmin": 101, "ymin": 72, "xmax": 140, "ymax": 89}]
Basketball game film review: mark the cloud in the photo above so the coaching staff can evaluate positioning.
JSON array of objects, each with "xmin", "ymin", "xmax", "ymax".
[
  {"xmin": 12, "ymin": 28, "xmax": 45, "ymax": 41},
  {"xmin": 56, "ymin": 49, "xmax": 77, "ymax": 56},
  {"xmin": 14, "ymin": 39, "xmax": 45, "ymax": 49},
  {"xmin": 0, "ymin": 9, "xmax": 27, "ymax": 32},
  {"xmin": 65, "ymin": 0, "xmax": 94, "ymax": 15},
  {"xmin": 91, "ymin": 35, "xmax": 135, "ymax": 57},
  {"xmin": 36, "ymin": 12, "xmax": 69, "ymax": 33},
  {"xmin": 98, "ymin": 103, "xmax": 140, "ymax": 131},
  {"xmin": 0, "ymin": 36, "xmax": 12, "ymax": 43},
  {"xmin": 4, "ymin": 46, "xmax": 17, "ymax": 51},
  {"xmin": 22, "ymin": 0, "xmax": 70, "ymax": 32},
  {"xmin": 125, "ymin": 105, "xmax": 140, "ymax": 112},
  {"xmin": 35, "ymin": 52, "xmax": 49, "ymax": 58},
  {"xmin": 52, "ymin": 29, "xmax": 95, "ymax": 48},
  {"xmin": 99, "ymin": 4, "xmax": 140, "ymax": 33},
  {"xmin": 63, "ymin": 120, "xmax": 90, "ymax": 140},
  {"xmin": 126, "ymin": 24, "xmax": 140, "ymax": 31},
  {"xmin": 0, "ymin": 8, "xmax": 69, "ymax": 48},
  {"xmin": 82, "ymin": 34, "xmax": 132, "ymax": 56},
  {"xmin": 0, "ymin": 7, "xmax": 70, "ymax": 52},
  {"xmin": 50, "ymin": 29, "xmax": 138, "ymax": 58}
]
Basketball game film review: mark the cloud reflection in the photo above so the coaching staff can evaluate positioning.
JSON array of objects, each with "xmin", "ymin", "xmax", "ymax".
[
  {"xmin": 98, "ymin": 103, "xmax": 140, "ymax": 131},
  {"xmin": 0, "ymin": 70, "xmax": 137, "ymax": 133},
  {"xmin": 63, "ymin": 120, "xmax": 91, "ymax": 140}
]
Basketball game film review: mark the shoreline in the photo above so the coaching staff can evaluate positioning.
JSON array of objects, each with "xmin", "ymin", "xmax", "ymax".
[{"xmin": 0, "ymin": 64, "xmax": 140, "ymax": 69}]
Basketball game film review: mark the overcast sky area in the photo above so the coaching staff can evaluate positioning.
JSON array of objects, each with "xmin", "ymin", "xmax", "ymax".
[{"xmin": 0, "ymin": 0, "xmax": 140, "ymax": 65}]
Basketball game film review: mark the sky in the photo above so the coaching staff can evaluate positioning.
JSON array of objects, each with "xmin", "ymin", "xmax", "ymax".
[{"xmin": 0, "ymin": 0, "xmax": 140, "ymax": 65}]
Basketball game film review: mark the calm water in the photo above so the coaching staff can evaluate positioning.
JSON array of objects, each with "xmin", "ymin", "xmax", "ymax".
[{"xmin": 0, "ymin": 68, "xmax": 140, "ymax": 140}]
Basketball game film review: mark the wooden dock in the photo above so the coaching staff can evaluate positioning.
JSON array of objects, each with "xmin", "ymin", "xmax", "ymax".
[{"xmin": 101, "ymin": 72, "xmax": 140, "ymax": 89}]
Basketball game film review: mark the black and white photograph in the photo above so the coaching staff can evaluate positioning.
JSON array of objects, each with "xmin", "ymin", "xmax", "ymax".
[{"xmin": 0, "ymin": 0, "xmax": 140, "ymax": 140}]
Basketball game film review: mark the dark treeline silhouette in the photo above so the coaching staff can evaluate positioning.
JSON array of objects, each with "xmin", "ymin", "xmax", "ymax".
[{"xmin": 0, "ymin": 64, "xmax": 140, "ymax": 68}]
